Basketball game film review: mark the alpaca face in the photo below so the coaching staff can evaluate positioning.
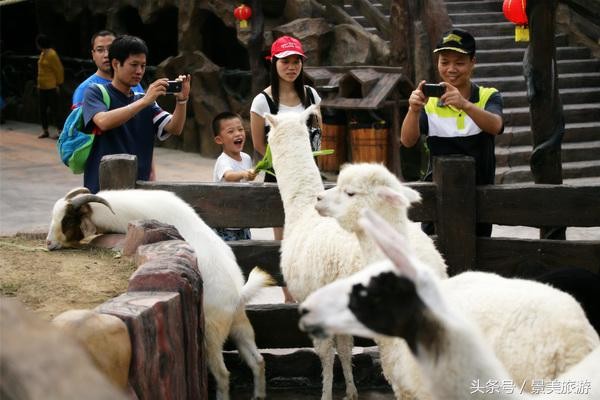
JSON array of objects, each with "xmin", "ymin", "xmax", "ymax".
[
  {"xmin": 315, "ymin": 163, "xmax": 421, "ymax": 233},
  {"xmin": 348, "ymin": 270, "xmax": 445, "ymax": 356},
  {"xmin": 264, "ymin": 105, "xmax": 316, "ymax": 148},
  {"xmin": 298, "ymin": 260, "xmax": 394, "ymax": 339}
]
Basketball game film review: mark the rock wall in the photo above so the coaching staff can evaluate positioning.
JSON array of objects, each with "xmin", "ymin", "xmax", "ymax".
[{"xmin": 2, "ymin": 0, "xmax": 391, "ymax": 157}]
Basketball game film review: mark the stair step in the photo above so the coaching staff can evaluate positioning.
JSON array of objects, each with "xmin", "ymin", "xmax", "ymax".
[
  {"xmin": 225, "ymin": 348, "xmax": 390, "ymax": 392},
  {"xmin": 450, "ymin": 12, "xmax": 505, "ymax": 24},
  {"xmin": 497, "ymin": 121, "xmax": 600, "ymax": 147},
  {"xmin": 476, "ymin": 47, "xmax": 591, "ymax": 64},
  {"xmin": 453, "ymin": 21, "xmax": 514, "ymax": 37},
  {"xmin": 496, "ymin": 160, "xmax": 600, "ymax": 184},
  {"xmin": 473, "ymin": 72, "xmax": 600, "ymax": 92},
  {"xmin": 503, "ymin": 103, "xmax": 600, "ymax": 126},
  {"xmin": 501, "ymin": 87, "xmax": 600, "ymax": 108},
  {"xmin": 475, "ymin": 34, "xmax": 568, "ymax": 50},
  {"xmin": 446, "ymin": 0, "xmax": 502, "ymax": 13},
  {"xmin": 496, "ymin": 141, "xmax": 600, "ymax": 168},
  {"xmin": 343, "ymin": 4, "xmax": 360, "ymax": 16},
  {"xmin": 352, "ymin": 15, "xmax": 370, "ymax": 27},
  {"xmin": 474, "ymin": 59, "xmax": 600, "ymax": 78}
]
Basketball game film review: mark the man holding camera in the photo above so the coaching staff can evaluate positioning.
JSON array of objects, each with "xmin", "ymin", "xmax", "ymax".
[
  {"xmin": 400, "ymin": 28, "xmax": 503, "ymax": 237},
  {"xmin": 81, "ymin": 34, "xmax": 191, "ymax": 193},
  {"xmin": 72, "ymin": 30, "xmax": 144, "ymax": 108}
]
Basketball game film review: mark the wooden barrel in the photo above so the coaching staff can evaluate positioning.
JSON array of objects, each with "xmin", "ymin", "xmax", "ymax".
[
  {"xmin": 350, "ymin": 125, "xmax": 388, "ymax": 164},
  {"xmin": 317, "ymin": 123, "xmax": 347, "ymax": 172}
]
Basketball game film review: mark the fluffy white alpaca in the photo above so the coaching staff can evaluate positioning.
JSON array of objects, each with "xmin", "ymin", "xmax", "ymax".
[
  {"xmin": 46, "ymin": 188, "xmax": 272, "ymax": 400},
  {"xmin": 316, "ymin": 163, "xmax": 447, "ymax": 277},
  {"xmin": 300, "ymin": 209, "xmax": 600, "ymax": 400},
  {"xmin": 265, "ymin": 107, "xmax": 363, "ymax": 399},
  {"xmin": 316, "ymin": 163, "xmax": 448, "ymax": 399},
  {"xmin": 300, "ymin": 208, "xmax": 600, "ymax": 399}
]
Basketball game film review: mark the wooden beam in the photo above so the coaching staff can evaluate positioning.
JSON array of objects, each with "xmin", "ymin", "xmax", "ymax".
[
  {"xmin": 478, "ymin": 184, "xmax": 600, "ymax": 227},
  {"xmin": 476, "ymin": 237, "xmax": 600, "ymax": 277},
  {"xmin": 224, "ymin": 304, "xmax": 377, "ymax": 350},
  {"xmin": 433, "ymin": 157, "xmax": 477, "ymax": 275},
  {"xmin": 230, "ymin": 240, "xmax": 283, "ymax": 285}
]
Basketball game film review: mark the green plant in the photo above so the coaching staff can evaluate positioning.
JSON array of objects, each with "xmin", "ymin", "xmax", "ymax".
[{"xmin": 253, "ymin": 144, "xmax": 334, "ymax": 177}]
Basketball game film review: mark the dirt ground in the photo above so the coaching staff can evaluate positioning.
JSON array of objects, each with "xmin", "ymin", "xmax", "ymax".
[{"xmin": 0, "ymin": 235, "xmax": 135, "ymax": 320}]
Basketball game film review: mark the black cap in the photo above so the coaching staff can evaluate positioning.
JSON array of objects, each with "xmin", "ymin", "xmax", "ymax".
[{"xmin": 434, "ymin": 28, "xmax": 476, "ymax": 57}]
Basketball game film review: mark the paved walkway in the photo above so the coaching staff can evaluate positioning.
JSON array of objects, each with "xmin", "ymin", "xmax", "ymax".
[
  {"xmin": 1, "ymin": 120, "xmax": 598, "ymax": 242},
  {"xmin": 0, "ymin": 120, "xmax": 256, "ymax": 234}
]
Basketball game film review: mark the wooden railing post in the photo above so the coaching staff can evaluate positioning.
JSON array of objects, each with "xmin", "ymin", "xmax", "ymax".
[
  {"xmin": 433, "ymin": 156, "xmax": 477, "ymax": 275},
  {"xmin": 99, "ymin": 154, "xmax": 138, "ymax": 191}
]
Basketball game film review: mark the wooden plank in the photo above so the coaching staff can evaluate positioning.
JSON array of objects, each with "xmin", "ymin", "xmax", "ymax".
[
  {"xmin": 476, "ymin": 237, "xmax": 600, "ymax": 277},
  {"xmin": 407, "ymin": 182, "xmax": 437, "ymax": 222},
  {"xmin": 433, "ymin": 157, "xmax": 477, "ymax": 275},
  {"xmin": 224, "ymin": 304, "xmax": 376, "ymax": 350},
  {"xmin": 364, "ymin": 74, "xmax": 402, "ymax": 108},
  {"xmin": 230, "ymin": 240, "xmax": 283, "ymax": 285},
  {"xmin": 136, "ymin": 181, "xmax": 437, "ymax": 228},
  {"xmin": 349, "ymin": 68, "xmax": 380, "ymax": 96},
  {"xmin": 477, "ymin": 184, "xmax": 600, "ymax": 227},
  {"xmin": 137, "ymin": 181, "xmax": 436, "ymax": 228},
  {"xmin": 100, "ymin": 154, "xmax": 137, "ymax": 191},
  {"xmin": 137, "ymin": 181, "xmax": 285, "ymax": 228}
]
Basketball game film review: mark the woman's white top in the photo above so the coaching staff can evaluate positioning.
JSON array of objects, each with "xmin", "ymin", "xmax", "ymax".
[{"xmin": 250, "ymin": 86, "xmax": 321, "ymax": 126}]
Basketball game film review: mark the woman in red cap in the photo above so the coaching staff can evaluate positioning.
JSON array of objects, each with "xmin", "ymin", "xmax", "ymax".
[
  {"xmin": 250, "ymin": 39, "xmax": 321, "ymax": 214},
  {"xmin": 250, "ymin": 35, "xmax": 321, "ymax": 302}
]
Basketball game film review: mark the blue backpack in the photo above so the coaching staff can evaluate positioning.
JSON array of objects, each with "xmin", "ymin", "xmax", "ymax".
[{"xmin": 57, "ymin": 83, "xmax": 110, "ymax": 174}]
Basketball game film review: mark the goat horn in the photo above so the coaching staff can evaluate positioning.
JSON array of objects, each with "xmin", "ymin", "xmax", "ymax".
[
  {"xmin": 64, "ymin": 187, "xmax": 91, "ymax": 200},
  {"xmin": 70, "ymin": 194, "xmax": 115, "ymax": 214}
]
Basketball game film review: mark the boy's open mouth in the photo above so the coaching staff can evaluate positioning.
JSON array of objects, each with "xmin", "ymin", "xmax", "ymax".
[{"xmin": 234, "ymin": 138, "xmax": 244, "ymax": 145}]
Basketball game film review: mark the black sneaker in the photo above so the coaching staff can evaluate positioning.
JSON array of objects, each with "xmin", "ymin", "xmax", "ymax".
[{"xmin": 38, "ymin": 131, "xmax": 49, "ymax": 139}]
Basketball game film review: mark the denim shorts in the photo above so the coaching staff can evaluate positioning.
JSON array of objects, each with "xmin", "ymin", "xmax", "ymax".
[{"xmin": 215, "ymin": 228, "xmax": 251, "ymax": 241}]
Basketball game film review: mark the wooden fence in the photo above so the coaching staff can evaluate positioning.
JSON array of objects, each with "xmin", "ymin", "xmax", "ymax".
[{"xmin": 100, "ymin": 154, "xmax": 600, "ymax": 379}]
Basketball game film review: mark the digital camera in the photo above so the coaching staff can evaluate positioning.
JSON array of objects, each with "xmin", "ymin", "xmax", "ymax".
[
  {"xmin": 166, "ymin": 80, "xmax": 182, "ymax": 94},
  {"xmin": 422, "ymin": 83, "xmax": 445, "ymax": 98}
]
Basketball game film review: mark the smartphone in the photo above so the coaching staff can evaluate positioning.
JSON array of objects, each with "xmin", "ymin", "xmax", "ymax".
[
  {"xmin": 422, "ymin": 83, "xmax": 445, "ymax": 98},
  {"xmin": 166, "ymin": 80, "xmax": 182, "ymax": 94}
]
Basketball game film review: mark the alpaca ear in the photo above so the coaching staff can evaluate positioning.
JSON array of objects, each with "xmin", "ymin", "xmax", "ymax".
[
  {"xmin": 301, "ymin": 104, "xmax": 317, "ymax": 123},
  {"xmin": 264, "ymin": 113, "xmax": 278, "ymax": 128},
  {"xmin": 376, "ymin": 186, "xmax": 421, "ymax": 207},
  {"xmin": 359, "ymin": 208, "xmax": 417, "ymax": 280}
]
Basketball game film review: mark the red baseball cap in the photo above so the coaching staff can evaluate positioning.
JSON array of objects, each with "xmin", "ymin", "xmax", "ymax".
[{"xmin": 267, "ymin": 35, "xmax": 306, "ymax": 61}]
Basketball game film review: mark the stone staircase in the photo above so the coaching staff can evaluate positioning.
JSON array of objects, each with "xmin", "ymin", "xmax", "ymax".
[
  {"xmin": 341, "ymin": 0, "xmax": 391, "ymax": 40},
  {"xmin": 446, "ymin": 0, "xmax": 600, "ymax": 183}
]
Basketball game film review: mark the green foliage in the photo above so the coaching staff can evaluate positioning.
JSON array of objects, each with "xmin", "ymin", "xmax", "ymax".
[{"xmin": 253, "ymin": 145, "xmax": 334, "ymax": 177}]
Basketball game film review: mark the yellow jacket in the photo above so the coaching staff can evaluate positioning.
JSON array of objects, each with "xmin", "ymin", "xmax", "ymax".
[{"xmin": 37, "ymin": 48, "xmax": 64, "ymax": 89}]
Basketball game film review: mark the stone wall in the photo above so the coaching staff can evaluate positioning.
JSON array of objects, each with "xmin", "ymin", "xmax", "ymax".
[{"xmin": 1, "ymin": 0, "xmax": 392, "ymax": 156}]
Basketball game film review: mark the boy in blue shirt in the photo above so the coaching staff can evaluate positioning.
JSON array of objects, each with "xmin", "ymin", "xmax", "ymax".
[{"xmin": 82, "ymin": 35, "xmax": 191, "ymax": 193}]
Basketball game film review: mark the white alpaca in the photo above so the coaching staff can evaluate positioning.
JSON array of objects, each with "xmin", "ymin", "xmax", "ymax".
[
  {"xmin": 46, "ymin": 188, "xmax": 272, "ymax": 400},
  {"xmin": 300, "ymin": 208, "xmax": 599, "ymax": 400},
  {"xmin": 265, "ymin": 107, "xmax": 363, "ymax": 399},
  {"xmin": 316, "ymin": 163, "xmax": 446, "ymax": 277},
  {"xmin": 299, "ymin": 209, "xmax": 600, "ymax": 400},
  {"xmin": 317, "ymin": 163, "xmax": 448, "ymax": 398}
]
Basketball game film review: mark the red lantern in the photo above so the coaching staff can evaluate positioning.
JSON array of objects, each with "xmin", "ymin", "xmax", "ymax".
[
  {"xmin": 503, "ymin": 0, "xmax": 529, "ymax": 42},
  {"xmin": 234, "ymin": 4, "xmax": 252, "ymax": 30}
]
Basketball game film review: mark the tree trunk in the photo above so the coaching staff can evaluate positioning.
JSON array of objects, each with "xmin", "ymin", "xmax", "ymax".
[
  {"xmin": 248, "ymin": 0, "xmax": 267, "ymax": 97},
  {"xmin": 524, "ymin": 0, "xmax": 566, "ymax": 239},
  {"xmin": 390, "ymin": 0, "xmax": 413, "ymax": 80}
]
